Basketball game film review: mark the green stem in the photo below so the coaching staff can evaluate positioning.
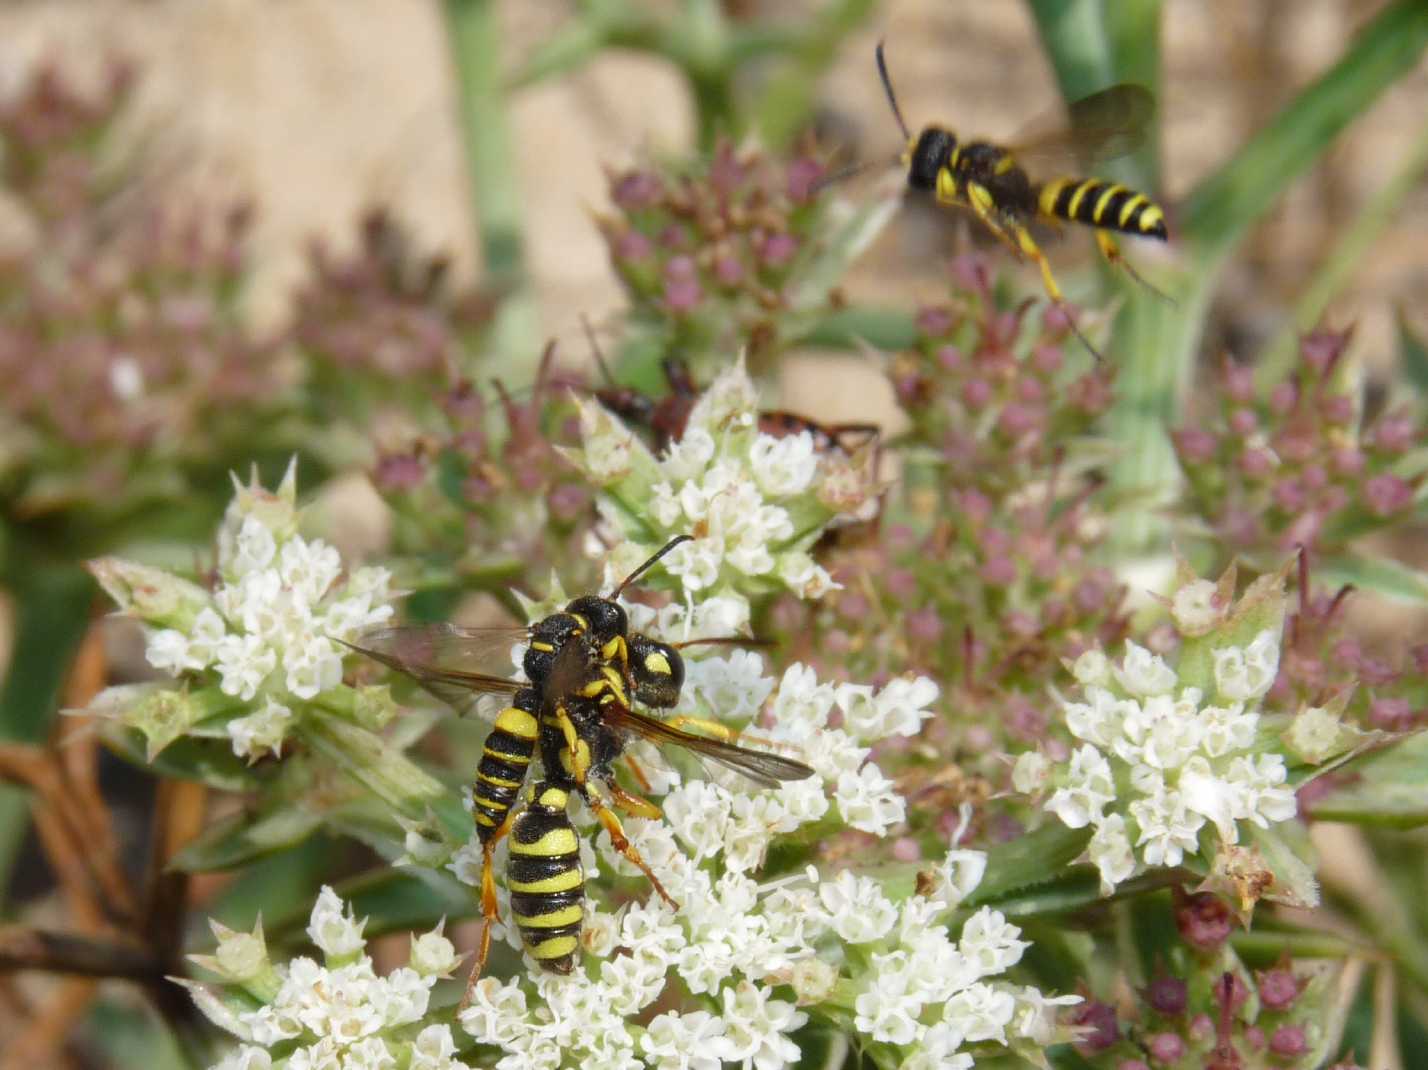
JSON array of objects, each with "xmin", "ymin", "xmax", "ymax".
[
  {"xmin": 1025, "ymin": 0, "xmax": 1112, "ymax": 102},
  {"xmin": 445, "ymin": 0, "xmax": 541, "ymax": 381},
  {"xmin": 1256, "ymin": 117, "xmax": 1428, "ymax": 386}
]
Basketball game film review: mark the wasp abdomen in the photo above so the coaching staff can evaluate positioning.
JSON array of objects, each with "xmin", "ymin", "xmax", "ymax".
[
  {"xmin": 472, "ymin": 691, "xmax": 540, "ymax": 842},
  {"xmin": 1039, "ymin": 178, "xmax": 1167, "ymax": 239},
  {"xmin": 507, "ymin": 782, "xmax": 584, "ymax": 973}
]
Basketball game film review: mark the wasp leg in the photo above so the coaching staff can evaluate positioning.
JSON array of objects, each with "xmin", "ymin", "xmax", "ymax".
[
  {"xmin": 459, "ymin": 805, "xmax": 521, "ymax": 1011},
  {"xmin": 584, "ymin": 781, "xmax": 679, "ymax": 909},
  {"xmin": 1094, "ymin": 230, "xmax": 1176, "ymax": 306},
  {"xmin": 663, "ymin": 714, "xmax": 737, "ymax": 741},
  {"xmin": 961, "ymin": 181, "xmax": 1104, "ymax": 361},
  {"xmin": 624, "ymin": 752, "xmax": 654, "ymax": 794},
  {"xmin": 605, "ymin": 779, "xmax": 665, "ymax": 820}
]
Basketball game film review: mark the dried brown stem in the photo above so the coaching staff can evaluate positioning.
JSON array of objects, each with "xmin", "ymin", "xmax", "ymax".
[{"xmin": 0, "ymin": 926, "xmax": 159, "ymax": 980}]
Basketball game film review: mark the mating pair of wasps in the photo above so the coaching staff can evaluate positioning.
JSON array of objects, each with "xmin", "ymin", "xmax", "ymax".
[
  {"xmin": 347, "ymin": 536, "xmax": 813, "ymax": 989},
  {"xmin": 862, "ymin": 42, "xmax": 1171, "ymax": 356}
]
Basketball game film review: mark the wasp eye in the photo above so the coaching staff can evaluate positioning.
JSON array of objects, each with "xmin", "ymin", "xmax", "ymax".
[{"xmin": 628, "ymin": 636, "xmax": 684, "ymax": 708}]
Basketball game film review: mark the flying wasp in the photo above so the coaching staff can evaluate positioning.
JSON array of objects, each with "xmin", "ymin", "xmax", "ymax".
[
  {"xmin": 343, "ymin": 535, "xmax": 813, "ymax": 989},
  {"xmin": 870, "ymin": 41, "xmax": 1170, "ymax": 357}
]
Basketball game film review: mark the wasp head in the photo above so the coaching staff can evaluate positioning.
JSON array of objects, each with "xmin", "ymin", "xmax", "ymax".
[
  {"xmin": 908, "ymin": 127, "xmax": 955, "ymax": 192},
  {"xmin": 628, "ymin": 634, "xmax": 684, "ymax": 708},
  {"xmin": 564, "ymin": 594, "xmax": 627, "ymax": 642}
]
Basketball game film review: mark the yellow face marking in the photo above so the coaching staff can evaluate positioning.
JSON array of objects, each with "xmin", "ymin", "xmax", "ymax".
[
  {"xmin": 643, "ymin": 651, "xmax": 672, "ymax": 677},
  {"xmin": 528, "ymin": 935, "xmax": 578, "ymax": 960},
  {"xmin": 949, "ymin": 145, "xmax": 961, "ymax": 170},
  {"xmin": 993, "ymin": 154, "xmax": 1017, "ymax": 175},
  {"xmin": 508, "ymin": 868, "xmax": 583, "ymax": 895},
  {"xmin": 1092, "ymin": 184, "xmax": 1125, "ymax": 224},
  {"xmin": 511, "ymin": 826, "xmax": 579, "ymax": 857},
  {"xmin": 530, "ymin": 641, "xmax": 554, "ymax": 653},
  {"xmin": 1118, "ymin": 193, "xmax": 1148, "ymax": 228},
  {"xmin": 934, "ymin": 167, "xmax": 957, "ymax": 204},
  {"xmin": 1138, "ymin": 205, "xmax": 1164, "ymax": 231},
  {"xmin": 1066, "ymin": 182, "xmax": 1093, "ymax": 220},
  {"xmin": 513, "ymin": 904, "xmax": 583, "ymax": 929},
  {"xmin": 494, "ymin": 707, "xmax": 539, "ymax": 739}
]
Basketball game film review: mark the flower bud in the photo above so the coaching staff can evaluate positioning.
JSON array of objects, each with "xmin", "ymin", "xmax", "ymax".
[
  {"xmin": 410, "ymin": 921, "xmax": 461, "ymax": 978},
  {"xmin": 86, "ymin": 557, "xmax": 212, "ymax": 628}
]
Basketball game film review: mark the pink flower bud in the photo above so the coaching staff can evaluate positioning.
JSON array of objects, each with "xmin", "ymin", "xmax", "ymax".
[
  {"xmin": 1229, "ymin": 407, "xmax": 1257, "ymax": 435},
  {"xmin": 1363, "ymin": 473, "xmax": 1412, "ymax": 516},
  {"xmin": 1257, "ymin": 967, "xmax": 1300, "ymax": 1011},
  {"xmin": 1148, "ymin": 1032, "xmax": 1185, "ymax": 1065},
  {"xmin": 1070, "ymin": 1002, "xmax": 1120, "ymax": 1054},
  {"xmin": 917, "ymin": 306, "xmax": 955, "ymax": 337},
  {"xmin": 1146, "ymin": 975, "xmax": 1188, "ymax": 1015},
  {"xmin": 1269, "ymin": 1025, "xmax": 1308, "ymax": 1057},
  {"xmin": 1269, "ymin": 381, "xmax": 1297, "ymax": 414},
  {"xmin": 1175, "ymin": 427, "xmax": 1219, "ymax": 463},
  {"xmin": 1175, "ymin": 891, "xmax": 1233, "ymax": 951}
]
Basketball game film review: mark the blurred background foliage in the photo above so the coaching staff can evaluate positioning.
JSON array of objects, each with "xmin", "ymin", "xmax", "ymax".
[{"xmin": 1, "ymin": 1, "xmax": 1428, "ymax": 1067}]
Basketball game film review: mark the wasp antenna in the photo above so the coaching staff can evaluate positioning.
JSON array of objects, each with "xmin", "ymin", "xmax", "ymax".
[
  {"xmin": 875, "ymin": 39, "xmax": 912, "ymax": 142},
  {"xmin": 809, "ymin": 158, "xmax": 879, "ymax": 196},
  {"xmin": 613, "ymin": 534, "xmax": 693, "ymax": 598},
  {"xmin": 673, "ymin": 635, "xmax": 775, "ymax": 650}
]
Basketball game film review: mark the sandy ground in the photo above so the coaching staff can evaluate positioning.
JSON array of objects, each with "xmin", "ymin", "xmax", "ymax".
[{"xmin": 0, "ymin": 0, "xmax": 1423, "ymax": 389}]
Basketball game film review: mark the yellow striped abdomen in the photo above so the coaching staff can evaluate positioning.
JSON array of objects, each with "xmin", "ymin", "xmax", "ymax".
[
  {"xmin": 472, "ymin": 696, "xmax": 540, "ymax": 842},
  {"xmin": 1038, "ymin": 178, "xmax": 1167, "ymax": 239},
  {"xmin": 507, "ymin": 781, "xmax": 584, "ymax": 974}
]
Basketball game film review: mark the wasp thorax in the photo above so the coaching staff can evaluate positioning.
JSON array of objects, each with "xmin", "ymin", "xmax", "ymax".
[
  {"xmin": 628, "ymin": 635, "xmax": 684, "ymax": 708},
  {"xmin": 908, "ymin": 127, "xmax": 956, "ymax": 191},
  {"xmin": 564, "ymin": 595, "xmax": 627, "ymax": 642}
]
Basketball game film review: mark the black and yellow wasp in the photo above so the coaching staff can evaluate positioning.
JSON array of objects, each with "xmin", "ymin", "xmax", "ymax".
[
  {"xmin": 344, "ymin": 535, "xmax": 812, "ymax": 989},
  {"xmin": 873, "ymin": 41, "xmax": 1169, "ymax": 354}
]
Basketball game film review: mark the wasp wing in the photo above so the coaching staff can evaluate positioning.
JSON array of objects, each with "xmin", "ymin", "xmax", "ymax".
[
  {"xmin": 605, "ymin": 704, "xmax": 814, "ymax": 789},
  {"xmin": 341, "ymin": 623, "xmax": 529, "ymax": 714},
  {"xmin": 1006, "ymin": 83, "xmax": 1155, "ymax": 173}
]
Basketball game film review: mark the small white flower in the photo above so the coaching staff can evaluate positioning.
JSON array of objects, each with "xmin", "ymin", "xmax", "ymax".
[
  {"xmin": 231, "ymin": 516, "xmax": 278, "ymax": 578},
  {"xmin": 409, "ymin": 1024, "xmax": 459, "ymax": 1070},
  {"xmin": 1087, "ymin": 814, "xmax": 1136, "ymax": 893},
  {"xmin": 1128, "ymin": 786, "xmax": 1204, "ymax": 868},
  {"xmin": 227, "ymin": 698, "xmax": 292, "ymax": 762},
  {"xmin": 1172, "ymin": 579, "xmax": 1222, "ymax": 633},
  {"xmin": 854, "ymin": 950, "xmax": 925, "ymax": 1045},
  {"xmin": 1285, "ymin": 704, "xmax": 1351, "ymax": 764},
  {"xmin": 719, "ymin": 980, "xmax": 807, "ymax": 1070},
  {"xmin": 943, "ymin": 982, "xmax": 1017, "ymax": 1044},
  {"xmin": 1044, "ymin": 745, "xmax": 1115, "ymax": 829},
  {"xmin": 834, "ymin": 763, "xmax": 905, "ymax": 836},
  {"xmin": 840, "ymin": 675, "xmax": 939, "ymax": 741},
  {"xmin": 213, "ymin": 1047, "xmax": 273, "ymax": 1070},
  {"xmin": 768, "ymin": 663, "xmax": 838, "ymax": 742},
  {"xmin": 1011, "ymin": 751, "xmax": 1051, "ymax": 794},
  {"xmin": 640, "ymin": 1010, "xmax": 729, "ymax": 1070},
  {"xmin": 1212, "ymin": 629, "xmax": 1280, "ymax": 702},
  {"xmin": 1114, "ymin": 641, "xmax": 1177, "ymax": 697},
  {"xmin": 214, "ymin": 633, "xmax": 277, "ymax": 702},
  {"xmin": 306, "ymin": 886, "xmax": 367, "ymax": 959},
  {"xmin": 409, "ymin": 921, "xmax": 460, "ymax": 978},
  {"xmin": 663, "ymin": 427, "xmax": 717, "ymax": 480},
  {"xmin": 579, "ymin": 397, "xmax": 637, "ymax": 480},
  {"xmin": 662, "ymin": 781, "xmax": 733, "ymax": 860},
  {"xmin": 458, "ymin": 976, "xmax": 529, "ymax": 1047},
  {"xmin": 1070, "ymin": 648, "xmax": 1110, "ymax": 685},
  {"xmin": 958, "ymin": 908, "xmax": 1029, "ymax": 977},
  {"xmin": 749, "ymin": 432, "xmax": 819, "ymax": 497},
  {"xmin": 817, "ymin": 870, "xmax": 897, "ymax": 944}
]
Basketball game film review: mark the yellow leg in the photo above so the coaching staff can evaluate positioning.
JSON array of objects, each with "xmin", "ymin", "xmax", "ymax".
[
  {"xmin": 1095, "ymin": 230, "xmax": 1175, "ymax": 306},
  {"xmin": 585, "ymin": 782, "xmax": 678, "ymax": 909},
  {"xmin": 624, "ymin": 752, "xmax": 654, "ymax": 794},
  {"xmin": 960, "ymin": 182, "xmax": 1024, "ymax": 259},
  {"xmin": 664, "ymin": 714, "xmax": 736, "ymax": 741},
  {"xmin": 605, "ymin": 778, "xmax": 664, "ymax": 819},
  {"xmin": 460, "ymin": 806, "xmax": 520, "ymax": 1010}
]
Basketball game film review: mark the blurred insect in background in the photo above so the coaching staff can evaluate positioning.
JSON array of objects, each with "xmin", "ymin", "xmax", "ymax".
[
  {"xmin": 343, "ymin": 535, "xmax": 813, "ymax": 996},
  {"xmin": 868, "ymin": 41, "xmax": 1171, "ymax": 358},
  {"xmin": 582, "ymin": 316, "xmax": 881, "ymax": 457}
]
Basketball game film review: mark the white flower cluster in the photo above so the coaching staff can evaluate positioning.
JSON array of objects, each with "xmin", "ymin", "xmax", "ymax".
[
  {"xmin": 462, "ymin": 847, "xmax": 1070, "ymax": 1070},
  {"xmin": 1023, "ymin": 632, "xmax": 1298, "ymax": 893},
  {"xmin": 572, "ymin": 359, "xmax": 879, "ymax": 631},
  {"xmin": 141, "ymin": 463, "xmax": 394, "ymax": 759},
  {"xmin": 192, "ymin": 888, "xmax": 468, "ymax": 1070}
]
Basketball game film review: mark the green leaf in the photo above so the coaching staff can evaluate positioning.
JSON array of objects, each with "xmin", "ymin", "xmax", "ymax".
[
  {"xmin": 1181, "ymin": 0, "xmax": 1428, "ymax": 264},
  {"xmin": 1317, "ymin": 552, "xmax": 1428, "ymax": 606},
  {"xmin": 798, "ymin": 307, "xmax": 920, "ymax": 351},
  {"xmin": 102, "ymin": 729, "xmax": 269, "ymax": 794},
  {"xmin": 170, "ymin": 807, "xmax": 326, "ymax": 873},
  {"xmin": 1306, "ymin": 731, "xmax": 1428, "ymax": 827},
  {"xmin": 0, "ymin": 564, "xmax": 95, "ymax": 743},
  {"xmin": 965, "ymin": 822, "xmax": 1092, "ymax": 906}
]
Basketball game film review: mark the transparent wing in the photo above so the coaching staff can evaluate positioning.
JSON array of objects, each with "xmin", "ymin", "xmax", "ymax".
[
  {"xmin": 340, "ymin": 623, "xmax": 529, "ymax": 714},
  {"xmin": 605, "ymin": 704, "xmax": 815, "ymax": 789},
  {"xmin": 1006, "ymin": 83, "xmax": 1155, "ymax": 173}
]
